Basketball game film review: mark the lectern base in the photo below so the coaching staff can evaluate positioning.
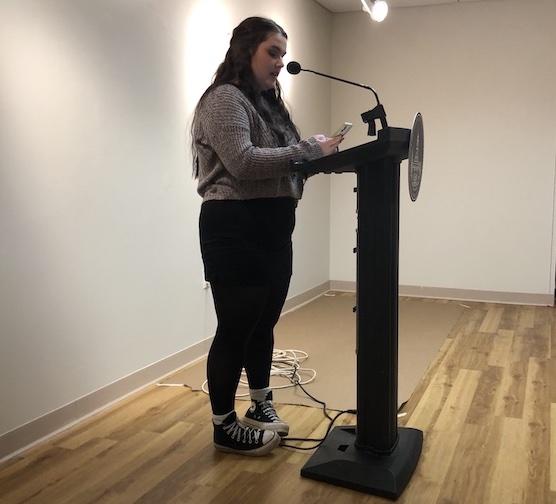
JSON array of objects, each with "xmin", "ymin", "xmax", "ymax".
[{"xmin": 300, "ymin": 426, "xmax": 423, "ymax": 500}]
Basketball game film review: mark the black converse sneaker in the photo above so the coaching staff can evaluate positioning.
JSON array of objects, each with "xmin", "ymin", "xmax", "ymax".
[
  {"xmin": 242, "ymin": 391, "xmax": 289, "ymax": 436},
  {"xmin": 213, "ymin": 411, "xmax": 280, "ymax": 456}
]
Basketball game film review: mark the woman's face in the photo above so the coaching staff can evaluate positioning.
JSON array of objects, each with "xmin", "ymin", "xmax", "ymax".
[{"xmin": 250, "ymin": 32, "xmax": 287, "ymax": 91}]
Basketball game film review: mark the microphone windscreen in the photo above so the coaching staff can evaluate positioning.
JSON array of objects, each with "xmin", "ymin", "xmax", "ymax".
[{"xmin": 286, "ymin": 61, "xmax": 301, "ymax": 75}]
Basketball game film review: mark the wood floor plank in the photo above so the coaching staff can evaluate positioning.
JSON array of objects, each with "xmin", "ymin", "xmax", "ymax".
[
  {"xmin": 399, "ymin": 428, "xmax": 462, "ymax": 504},
  {"xmin": 405, "ymin": 340, "xmax": 460, "ymax": 431},
  {"xmin": 488, "ymin": 329, "xmax": 514, "ymax": 367},
  {"xmin": 512, "ymin": 327, "xmax": 550, "ymax": 362},
  {"xmin": 493, "ymin": 359, "xmax": 528, "ymax": 419},
  {"xmin": 438, "ymin": 419, "xmax": 503, "ymax": 504},
  {"xmin": 399, "ymin": 337, "xmax": 453, "ymax": 428},
  {"xmin": 433, "ymin": 369, "xmax": 481, "ymax": 432},
  {"xmin": 550, "ymin": 360, "xmax": 556, "ymax": 403},
  {"xmin": 550, "ymin": 309, "xmax": 556, "ymax": 360},
  {"xmin": 456, "ymin": 331, "xmax": 494, "ymax": 371},
  {"xmin": 485, "ymin": 416, "xmax": 527, "ymax": 504},
  {"xmin": 479, "ymin": 306, "xmax": 505, "ymax": 333},
  {"xmin": 444, "ymin": 308, "xmax": 488, "ymax": 371},
  {"xmin": 522, "ymin": 358, "xmax": 549, "ymax": 503},
  {"xmin": 534, "ymin": 305, "xmax": 552, "ymax": 327},
  {"xmin": 465, "ymin": 365, "xmax": 504, "ymax": 425},
  {"xmin": 519, "ymin": 306, "xmax": 536, "ymax": 329},
  {"xmin": 405, "ymin": 363, "xmax": 453, "ymax": 432},
  {"xmin": 499, "ymin": 305, "xmax": 520, "ymax": 331},
  {"xmin": 550, "ymin": 403, "xmax": 556, "ymax": 492}
]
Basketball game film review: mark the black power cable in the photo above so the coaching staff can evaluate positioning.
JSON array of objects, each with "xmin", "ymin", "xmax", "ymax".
[
  {"xmin": 279, "ymin": 380, "xmax": 408, "ymax": 451},
  {"xmin": 279, "ymin": 380, "xmax": 356, "ymax": 451}
]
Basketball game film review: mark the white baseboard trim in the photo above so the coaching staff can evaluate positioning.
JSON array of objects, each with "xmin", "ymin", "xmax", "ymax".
[
  {"xmin": 0, "ymin": 281, "xmax": 330, "ymax": 463},
  {"xmin": 282, "ymin": 281, "xmax": 330, "ymax": 314},
  {"xmin": 329, "ymin": 281, "xmax": 554, "ymax": 306},
  {"xmin": 328, "ymin": 280, "xmax": 356, "ymax": 292}
]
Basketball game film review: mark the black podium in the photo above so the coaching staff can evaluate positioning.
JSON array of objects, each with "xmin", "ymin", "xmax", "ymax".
[{"xmin": 294, "ymin": 127, "xmax": 423, "ymax": 500}]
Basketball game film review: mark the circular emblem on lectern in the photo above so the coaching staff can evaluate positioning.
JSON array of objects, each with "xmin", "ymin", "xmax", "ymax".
[{"xmin": 408, "ymin": 113, "xmax": 424, "ymax": 202}]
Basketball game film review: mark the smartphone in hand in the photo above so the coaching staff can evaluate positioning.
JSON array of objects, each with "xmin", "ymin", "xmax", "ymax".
[{"xmin": 331, "ymin": 122, "xmax": 353, "ymax": 137}]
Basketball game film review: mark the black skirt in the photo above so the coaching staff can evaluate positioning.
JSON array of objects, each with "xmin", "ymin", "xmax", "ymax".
[{"xmin": 199, "ymin": 197, "xmax": 296, "ymax": 286}]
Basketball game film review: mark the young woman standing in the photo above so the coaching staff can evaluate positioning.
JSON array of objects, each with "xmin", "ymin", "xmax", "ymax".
[{"xmin": 192, "ymin": 16, "xmax": 342, "ymax": 456}]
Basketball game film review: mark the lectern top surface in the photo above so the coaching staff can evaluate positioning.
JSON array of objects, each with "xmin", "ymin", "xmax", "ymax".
[{"xmin": 294, "ymin": 127, "xmax": 410, "ymax": 175}]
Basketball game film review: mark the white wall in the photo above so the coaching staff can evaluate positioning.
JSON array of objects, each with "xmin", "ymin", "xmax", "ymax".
[
  {"xmin": 330, "ymin": 0, "xmax": 556, "ymax": 295},
  {"xmin": 0, "ymin": 0, "xmax": 331, "ymax": 437}
]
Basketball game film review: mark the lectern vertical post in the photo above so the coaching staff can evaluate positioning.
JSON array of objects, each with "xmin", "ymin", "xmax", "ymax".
[{"xmin": 356, "ymin": 157, "xmax": 399, "ymax": 453}]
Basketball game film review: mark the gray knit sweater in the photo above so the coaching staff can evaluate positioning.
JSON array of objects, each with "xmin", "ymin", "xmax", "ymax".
[{"xmin": 193, "ymin": 84, "xmax": 323, "ymax": 201}]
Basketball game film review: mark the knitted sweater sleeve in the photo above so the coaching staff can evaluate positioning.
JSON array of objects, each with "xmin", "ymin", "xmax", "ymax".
[{"xmin": 199, "ymin": 85, "xmax": 323, "ymax": 181}]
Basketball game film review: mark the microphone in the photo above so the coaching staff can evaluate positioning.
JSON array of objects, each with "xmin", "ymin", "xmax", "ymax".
[
  {"xmin": 286, "ymin": 61, "xmax": 301, "ymax": 75},
  {"xmin": 286, "ymin": 60, "xmax": 387, "ymax": 135},
  {"xmin": 286, "ymin": 61, "xmax": 380, "ymax": 105}
]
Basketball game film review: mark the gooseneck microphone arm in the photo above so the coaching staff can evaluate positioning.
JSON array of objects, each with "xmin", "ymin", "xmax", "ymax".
[
  {"xmin": 287, "ymin": 61, "xmax": 387, "ymax": 136},
  {"xmin": 296, "ymin": 67, "xmax": 381, "ymax": 106}
]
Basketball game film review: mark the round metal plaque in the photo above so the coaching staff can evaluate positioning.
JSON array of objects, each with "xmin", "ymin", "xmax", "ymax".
[{"xmin": 408, "ymin": 113, "xmax": 424, "ymax": 202}]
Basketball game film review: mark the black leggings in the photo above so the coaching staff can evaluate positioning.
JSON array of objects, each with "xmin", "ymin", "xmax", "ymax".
[
  {"xmin": 199, "ymin": 198, "xmax": 296, "ymax": 414},
  {"xmin": 207, "ymin": 279, "xmax": 290, "ymax": 414}
]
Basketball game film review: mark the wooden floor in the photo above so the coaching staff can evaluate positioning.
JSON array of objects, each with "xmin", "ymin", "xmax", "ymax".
[{"xmin": 0, "ymin": 300, "xmax": 555, "ymax": 503}]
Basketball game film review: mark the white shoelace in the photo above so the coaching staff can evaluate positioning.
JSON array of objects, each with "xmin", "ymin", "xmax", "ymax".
[
  {"xmin": 259, "ymin": 401, "xmax": 280, "ymax": 421},
  {"xmin": 223, "ymin": 421, "xmax": 261, "ymax": 444}
]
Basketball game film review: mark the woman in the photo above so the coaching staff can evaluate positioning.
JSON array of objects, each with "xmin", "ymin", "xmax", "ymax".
[{"xmin": 192, "ymin": 16, "xmax": 342, "ymax": 456}]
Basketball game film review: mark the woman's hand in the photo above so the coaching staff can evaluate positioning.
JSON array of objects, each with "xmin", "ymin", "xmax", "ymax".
[{"xmin": 312, "ymin": 134, "xmax": 344, "ymax": 156}]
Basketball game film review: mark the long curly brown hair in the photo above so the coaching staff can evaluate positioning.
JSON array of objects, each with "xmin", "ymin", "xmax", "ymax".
[{"xmin": 191, "ymin": 17, "xmax": 300, "ymax": 178}]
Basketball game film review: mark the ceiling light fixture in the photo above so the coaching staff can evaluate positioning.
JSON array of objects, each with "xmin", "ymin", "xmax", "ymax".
[{"xmin": 361, "ymin": 0, "xmax": 389, "ymax": 22}]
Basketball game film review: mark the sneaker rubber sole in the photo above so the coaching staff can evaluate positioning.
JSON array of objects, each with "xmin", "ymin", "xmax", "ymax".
[{"xmin": 214, "ymin": 430, "xmax": 281, "ymax": 456}]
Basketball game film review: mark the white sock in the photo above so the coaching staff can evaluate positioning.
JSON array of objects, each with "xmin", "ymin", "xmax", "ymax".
[
  {"xmin": 212, "ymin": 410, "xmax": 234, "ymax": 425},
  {"xmin": 250, "ymin": 387, "xmax": 271, "ymax": 402}
]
